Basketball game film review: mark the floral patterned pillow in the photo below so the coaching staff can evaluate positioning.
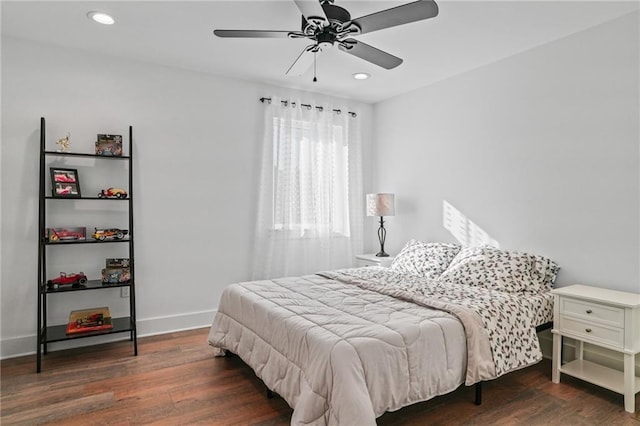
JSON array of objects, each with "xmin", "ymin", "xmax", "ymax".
[
  {"xmin": 439, "ymin": 246, "xmax": 552, "ymax": 294},
  {"xmin": 391, "ymin": 239, "xmax": 461, "ymax": 279}
]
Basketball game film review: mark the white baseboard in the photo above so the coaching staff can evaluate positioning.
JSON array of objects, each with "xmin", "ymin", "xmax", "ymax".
[
  {"xmin": 4, "ymin": 318, "xmax": 637, "ymax": 375},
  {"xmin": 0, "ymin": 309, "xmax": 217, "ymax": 360}
]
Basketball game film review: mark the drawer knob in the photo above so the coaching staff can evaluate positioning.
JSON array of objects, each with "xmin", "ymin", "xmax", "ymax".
[
  {"xmin": 585, "ymin": 328, "xmax": 592, "ymax": 333},
  {"xmin": 586, "ymin": 309, "xmax": 593, "ymax": 314}
]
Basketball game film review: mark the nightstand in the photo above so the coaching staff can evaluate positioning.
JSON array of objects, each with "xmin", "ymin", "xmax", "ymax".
[
  {"xmin": 551, "ymin": 284, "xmax": 640, "ymax": 413},
  {"xmin": 355, "ymin": 253, "xmax": 395, "ymax": 268}
]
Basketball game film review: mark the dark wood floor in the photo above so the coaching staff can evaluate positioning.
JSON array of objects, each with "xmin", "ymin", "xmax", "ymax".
[{"xmin": 1, "ymin": 328, "xmax": 638, "ymax": 425}]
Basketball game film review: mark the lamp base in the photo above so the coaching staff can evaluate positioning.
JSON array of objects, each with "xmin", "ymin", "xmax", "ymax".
[{"xmin": 376, "ymin": 216, "xmax": 389, "ymax": 257}]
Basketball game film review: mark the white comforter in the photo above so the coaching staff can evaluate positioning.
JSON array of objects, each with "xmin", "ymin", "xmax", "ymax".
[{"xmin": 208, "ymin": 268, "xmax": 552, "ymax": 425}]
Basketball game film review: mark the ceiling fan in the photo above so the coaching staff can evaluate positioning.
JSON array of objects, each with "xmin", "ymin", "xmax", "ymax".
[{"xmin": 214, "ymin": 0, "xmax": 439, "ymax": 78}]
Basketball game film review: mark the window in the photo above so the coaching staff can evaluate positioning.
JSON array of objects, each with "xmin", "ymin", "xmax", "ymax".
[{"xmin": 271, "ymin": 117, "xmax": 350, "ymax": 237}]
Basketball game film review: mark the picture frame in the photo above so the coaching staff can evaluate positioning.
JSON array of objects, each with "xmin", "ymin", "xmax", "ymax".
[{"xmin": 50, "ymin": 167, "xmax": 81, "ymax": 198}]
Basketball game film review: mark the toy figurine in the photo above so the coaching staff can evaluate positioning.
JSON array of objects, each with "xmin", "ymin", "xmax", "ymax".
[{"xmin": 56, "ymin": 133, "xmax": 71, "ymax": 152}]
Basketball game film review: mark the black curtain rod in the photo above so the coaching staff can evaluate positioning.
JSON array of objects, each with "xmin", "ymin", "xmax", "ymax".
[{"xmin": 259, "ymin": 97, "xmax": 357, "ymax": 118}]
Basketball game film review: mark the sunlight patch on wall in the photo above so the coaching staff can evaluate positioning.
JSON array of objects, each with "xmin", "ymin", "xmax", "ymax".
[{"xmin": 442, "ymin": 200, "xmax": 500, "ymax": 248}]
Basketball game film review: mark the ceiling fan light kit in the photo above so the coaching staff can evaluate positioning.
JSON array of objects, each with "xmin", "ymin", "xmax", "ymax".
[
  {"xmin": 214, "ymin": 0, "xmax": 438, "ymax": 81},
  {"xmin": 353, "ymin": 73, "xmax": 370, "ymax": 80},
  {"xmin": 87, "ymin": 11, "xmax": 115, "ymax": 25}
]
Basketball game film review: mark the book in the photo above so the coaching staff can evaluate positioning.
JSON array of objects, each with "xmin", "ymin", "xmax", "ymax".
[{"xmin": 66, "ymin": 307, "xmax": 113, "ymax": 334}]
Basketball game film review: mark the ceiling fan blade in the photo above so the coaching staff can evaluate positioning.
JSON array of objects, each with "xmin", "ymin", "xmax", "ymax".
[
  {"xmin": 286, "ymin": 46, "xmax": 315, "ymax": 76},
  {"xmin": 213, "ymin": 29, "xmax": 293, "ymax": 38},
  {"xmin": 338, "ymin": 39, "xmax": 403, "ymax": 69},
  {"xmin": 350, "ymin": 0, "xmax": 439, "ymax": 35},
  {"xmin": 293, "ymin": 0, "xmax": 327, "ymax": 25}
]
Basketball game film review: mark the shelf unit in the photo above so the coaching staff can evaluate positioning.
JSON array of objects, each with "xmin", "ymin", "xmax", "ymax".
[{"xmin": 37, "ymin": 117, "xmax": 137, "ymax": 372}]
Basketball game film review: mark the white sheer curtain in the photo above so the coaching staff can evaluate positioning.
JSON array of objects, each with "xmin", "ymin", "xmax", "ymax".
[{"xmin": 251, "ymin": 97, "xmax": 363, "ymax": 279}]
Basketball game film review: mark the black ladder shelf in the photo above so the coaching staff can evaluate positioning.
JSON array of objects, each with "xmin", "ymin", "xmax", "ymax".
[{"xmin": 36, "ymin": 117, "xmax": 137, "ymax": 372}]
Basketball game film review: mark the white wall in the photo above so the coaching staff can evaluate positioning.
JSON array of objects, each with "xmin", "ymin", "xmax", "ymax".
[
  {"xmin": 372, "ymin": 12, "xmax": 639, "ymax": 293},
  {"xmin": 0, "ymin": 37, "xmax": 372, "ymax": 358}
]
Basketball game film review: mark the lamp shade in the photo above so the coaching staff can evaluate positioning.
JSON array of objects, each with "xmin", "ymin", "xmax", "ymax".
[{"xmin": 366, "ymin": 193, "xmax": 395, "ymax": 217}]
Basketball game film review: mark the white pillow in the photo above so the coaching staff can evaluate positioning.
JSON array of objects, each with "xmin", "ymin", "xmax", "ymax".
[
  {"xmin": 391, "ymin": 239, "xmax": 461, "ymax": 279},
  {"xmin": 439, "ymin": 246, "xmax": 555, "ymax": 293}
]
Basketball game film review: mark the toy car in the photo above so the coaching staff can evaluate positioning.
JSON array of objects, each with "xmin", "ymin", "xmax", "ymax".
[
  {"xmin": 98, "ymin": 188, "xmax": 128, "ymax": 199},
  {"xmin": 47, "ymin": 272, "xmax": 88, "ymax": 290},
  {"xmin": 48, "ymin": 228, "xmax": 85, "ymax": 242},
  {"xmin": 102, "ymin": 268, "xmax": 131, "ymax": 284},
  {"xmin": 92, "ymin": 228, "xmax": 128, "ymax": 241},
  {"xmin": 76, "ymin": 313, "xmax": 105, "ymax": 327}
]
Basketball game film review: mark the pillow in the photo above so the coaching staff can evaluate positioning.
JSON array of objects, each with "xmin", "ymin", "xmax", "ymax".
[
  {"xmin": 532, "ymin": 254, "xmax": 560, "ymax": 290},
  {"xmin": 391, "ymin": 239, "xmax": 461, "ymax": 279},
  {"xmin": 439, "ymin": 246, "xmax": 551, "ymax": 294}
]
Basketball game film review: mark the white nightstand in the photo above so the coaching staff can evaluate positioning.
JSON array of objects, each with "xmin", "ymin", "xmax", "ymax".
[
  {"xmin": 551, "ymin": 284, "xmax": 640, "ymax": 413},
  {"xmin": 355, "ymin": 253, "xmax": 395, "ymax": 268}
]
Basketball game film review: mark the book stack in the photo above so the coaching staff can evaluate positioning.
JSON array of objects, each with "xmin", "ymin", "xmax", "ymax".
[{"xmin": 66, "ymin": 307, "xmax": 113, "ymax": 335}]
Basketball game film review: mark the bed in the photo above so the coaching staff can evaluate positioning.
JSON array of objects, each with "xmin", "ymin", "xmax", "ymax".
[{"xmin": 208, "ymin": 241, "xmax": 559, "ymax": 425}]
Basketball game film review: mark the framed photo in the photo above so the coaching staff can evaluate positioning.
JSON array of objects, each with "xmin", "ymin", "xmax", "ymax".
[{"xmin": 50, "ymin": 167, "xmax": 81, "ymax": 198}]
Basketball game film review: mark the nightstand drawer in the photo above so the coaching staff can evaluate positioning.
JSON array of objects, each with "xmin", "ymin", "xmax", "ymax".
[
  {"xmin": 559, "ymin": 316, "xmax": 624, "ymax": 348},
  {"xmin": 561, "ymin": 298, "xmax": 624, "ymax": 327}
]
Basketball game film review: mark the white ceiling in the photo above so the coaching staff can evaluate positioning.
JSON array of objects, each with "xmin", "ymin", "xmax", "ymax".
[{"xmin": 2, "ymin": 1, "xmax": 638, "ymax": 103}]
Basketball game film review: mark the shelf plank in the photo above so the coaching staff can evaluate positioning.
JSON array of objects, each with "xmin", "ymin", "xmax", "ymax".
[
  {"xmin": 560, "ymin": 359, "xmax": 640, "ymax": 394},
  {"xmin": 44, "ymin": 151, "xmax": 130, "ymax": 159},
  {"xmin": 45, "ymin": 197, "xmax": 130, "ymax": 201},
  {"xmin": 43, "ymin": 279, "xmax": 132, "ymax": 294},
  {"xmin": 44, "ymin": 317, "xmax": 133, "ymax": 343},
  {"xmin": 44, "ymin": 238, "xmax": 131, "ymax": 246}
]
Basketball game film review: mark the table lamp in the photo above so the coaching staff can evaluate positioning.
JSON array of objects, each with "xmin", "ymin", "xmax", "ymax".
[{"xmin": 366, "ymin": 193, "xmax": 395, "ymax": 257}]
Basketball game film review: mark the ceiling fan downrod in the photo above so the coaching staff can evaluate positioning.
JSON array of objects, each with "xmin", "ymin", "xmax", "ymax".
[{"xmin": 313, "ymin": 51, "xmax": 318, "ymax": 82}]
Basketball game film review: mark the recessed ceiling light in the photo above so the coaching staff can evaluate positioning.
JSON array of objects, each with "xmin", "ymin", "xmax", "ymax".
[
  {"xmin": 353, "ymin": 73, "xmax": 370, "ymax": 80},
  {"xmin": 87, "ymin": 11, "xmax": 115, "ymax": 25}
]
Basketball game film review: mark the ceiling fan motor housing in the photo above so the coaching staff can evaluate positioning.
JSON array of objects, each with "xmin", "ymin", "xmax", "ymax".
[
  {"xmin": 302, "ymin": 2, "xmax": 352, "ymax": 32},
  {"xmin": 321, "ymin": 3, "xmax": 351, "ymax": 28}
]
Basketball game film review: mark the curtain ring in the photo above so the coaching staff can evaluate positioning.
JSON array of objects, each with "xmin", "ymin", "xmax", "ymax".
[{"xmin": 306, "ymin": 105, "xmax": 312, "ymax": 111}]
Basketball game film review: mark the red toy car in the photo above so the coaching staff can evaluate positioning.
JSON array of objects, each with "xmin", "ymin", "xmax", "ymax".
[
  {"xmin": 47, "ymin": 272, "xmax": 88, "ymax": 290},
  {"xmin": 48, "ymin": 228, "xmax": 85, "ymax": 242},
  {"xmin": 98, "ymin": 188, "xmax": 128, "ymax": 199},
  {"xmin": 76, "ymin": 313, "xmax": 105, "ymax": 327}
]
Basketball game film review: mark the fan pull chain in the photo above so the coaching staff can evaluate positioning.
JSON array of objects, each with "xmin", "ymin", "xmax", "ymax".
[{"xmin": 313, "ymin": 51, "xmax": 317, "ymax": 83}]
